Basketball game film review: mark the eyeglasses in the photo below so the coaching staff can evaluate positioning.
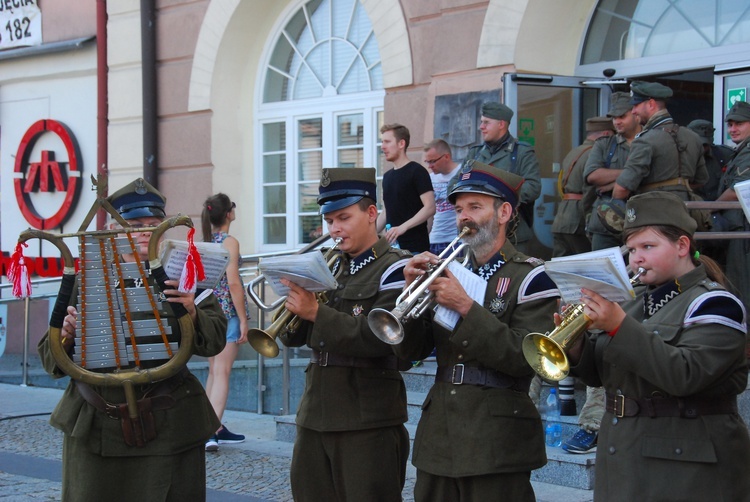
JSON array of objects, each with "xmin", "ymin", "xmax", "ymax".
[{"xmin": 424, "ymin": 153, "xmax": 446, "ymax": 165}]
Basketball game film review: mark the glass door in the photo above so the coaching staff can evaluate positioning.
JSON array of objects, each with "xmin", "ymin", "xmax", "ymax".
[
  {"xmin": 715, "ymin": 64, "xmax": 750, "ymax": 147},
  {"xmin": 503, "ymin": 74, "xmax": 610, "ymax": 259}
]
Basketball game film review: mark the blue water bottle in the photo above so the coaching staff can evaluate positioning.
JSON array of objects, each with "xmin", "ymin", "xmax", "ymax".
[{"xmin": 544, "ymin": 387, "xmax": 563, "ymax": 447}]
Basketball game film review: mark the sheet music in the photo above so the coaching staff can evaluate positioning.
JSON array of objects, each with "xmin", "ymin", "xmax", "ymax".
[
  {"xmin": 160, "ymin": 240, "xmax": 230, "ymax": 290},
  {"xmin": 545, "ymin": 247, "xmax": 634, "ymax": 304},
  {"xmin": 259, "ymin": 252, "xmax": 338, "ymax": 296},
  {"xmin": 734, "ymin": 178, "xmax": 750, "ymax": 223},
  {"xmin": 434, "ymin": 261, "xmax": 487, "ymax": 330}
]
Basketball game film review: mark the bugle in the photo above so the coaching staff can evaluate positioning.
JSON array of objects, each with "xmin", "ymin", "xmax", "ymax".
[
  {"xmin": 368, "ymin": 227, "xmax": 471, "ymax": 345},
  {"xmin": 247, "ymin": 238, "xmax": 342, "ymax": 357},
  {"xmin": 522, "ymin": 267, "xmax": 645, "ymax": 381}
]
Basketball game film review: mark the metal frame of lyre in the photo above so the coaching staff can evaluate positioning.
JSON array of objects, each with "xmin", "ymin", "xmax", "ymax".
[{"xmin": 17, "ymin": 174, "xmax": 195, "ymax": 423}]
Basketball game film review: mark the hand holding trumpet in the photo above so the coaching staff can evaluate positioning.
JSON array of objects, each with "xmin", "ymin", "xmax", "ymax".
[
  {"xmin": 281, "ymin": 278, "xmax": 319, "ymax": 322},
  {"xmin": 405, "ymin": 252, "xmax": 473, "ymax": 318}
]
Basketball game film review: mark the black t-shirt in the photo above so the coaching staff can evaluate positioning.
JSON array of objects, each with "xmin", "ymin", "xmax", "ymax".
[{"xmin": 382, "ymin": 161, "xmax": 433, "ymax": 253}]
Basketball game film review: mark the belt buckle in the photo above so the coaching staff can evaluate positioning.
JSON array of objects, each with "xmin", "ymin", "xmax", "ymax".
[
  {"xmin": 451, "ymin": 364, "xmax": 465, "ymax": 385},
  {"xmin": 105, "ymin": 402, "xmax": 120, "ymax": 420},
  {"xmin": 319, "ymin": 352, "xmax": 329, "ymax": 367},
  {"xmin": 615, "ymin": 394, "xmax": 626, "ymax": 418}
]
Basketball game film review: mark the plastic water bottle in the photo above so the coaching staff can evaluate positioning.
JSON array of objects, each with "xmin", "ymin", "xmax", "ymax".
[
  {"xmin": 385, "ymin": 224, "xmax": 400, "ymax": 248},
  {"xmin": 544, "ymin": 388, "xmax": 563, "ymax": 447}
]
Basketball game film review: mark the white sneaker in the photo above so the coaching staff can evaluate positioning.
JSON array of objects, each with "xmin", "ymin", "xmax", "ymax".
[{"xmin": 205, "ymin": 436, "xmax": 219, "ymax": 452}]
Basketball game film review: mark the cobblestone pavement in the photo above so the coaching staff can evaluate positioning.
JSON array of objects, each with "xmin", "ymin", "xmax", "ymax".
[{"xmin": 0, "ymin": 414, "xmax": 416, "ymax": 501}]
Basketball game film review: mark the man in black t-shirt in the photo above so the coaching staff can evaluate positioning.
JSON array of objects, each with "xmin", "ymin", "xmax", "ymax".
[{"xmin": 376, "ymin": 123, "xmax": 436, "ymax": 253}]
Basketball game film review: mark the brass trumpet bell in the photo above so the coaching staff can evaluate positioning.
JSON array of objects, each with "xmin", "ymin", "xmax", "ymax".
[{"xmin": 522, "ymin": 304, "xmax": 590, "ymax": 381}]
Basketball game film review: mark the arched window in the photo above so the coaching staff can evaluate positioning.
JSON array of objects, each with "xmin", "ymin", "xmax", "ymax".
[
  {"xmin": 256, "ymin": 0, "xmax": 384, "ymax": 250},
  {"xmin": 582, "ymin": 0, "xmax": 750, "ymax": 64}
]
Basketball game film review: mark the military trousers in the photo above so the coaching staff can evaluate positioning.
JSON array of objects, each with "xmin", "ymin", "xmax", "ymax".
[
  {"xmin": 290, "ymin": 424, "xmax": 409, "ymax": 502},
  {"xmin": 61, "ymin": 433, "xmax": 206, "ymax": 502},
  {"xmin": 414, "ymin": 469, "xmax": 535, "ymax": 502},
  {"xmin": 578, "ymin": 386, "xmax": 605, "ymax": 432}
]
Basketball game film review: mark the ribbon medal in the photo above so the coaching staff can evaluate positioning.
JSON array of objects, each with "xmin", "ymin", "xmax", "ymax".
[
  {"xmin": 352, "ymin": 304, "xmax": 364, "ymax": 317},
  {"xmin": 490, "ymin": 277, "xmax": 511, "ymax": 314}
]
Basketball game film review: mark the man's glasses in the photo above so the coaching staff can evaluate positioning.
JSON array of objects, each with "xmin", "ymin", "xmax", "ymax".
[{"xmin": 425, "ymin": 153, "xmax": 446, "ymax": 165}]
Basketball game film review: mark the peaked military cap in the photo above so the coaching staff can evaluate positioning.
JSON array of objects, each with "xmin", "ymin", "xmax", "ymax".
[
  {"xmin": 630, "ymin": 81, "xmax": 673, "ymax": 104},
  {"xmin": 586, "ymin": 116, "xmax": 615, "ymax": 133},
  {"xmin": 607, "ymin": 91, "xmax": 633, "ymax": 118},
  {"xmin": 726, "ymin": 101, "xmax": 750, "ymax": 122},
  {"xmin": 687, "ymin": 119, "xmax": 715, "ymax": 144},
  {"xmin": 624, "ymin": 192, "xmax": 697, "ymax": 235},
  {"xmin": 108, "ymin": 178, "xmax": 166, "ymax": 220},
  {"xmin": 317, "ymin": 167, "xmax": 376, "ymax": 214},
  {"xmin": 481, "ymin": 102, "xmax": 514, "ymax": 122},
  {"xmin": 448, "ymin": 160, "xmax": 524, "ymax": 208}
]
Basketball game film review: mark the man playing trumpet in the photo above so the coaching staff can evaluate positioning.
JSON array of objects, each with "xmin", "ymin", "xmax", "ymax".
[
  {"xmin": 279, "ymin": 167, "xmax": 413, "ymax": 501},
  {"xmin": 393, "ymin": 161, "xmax": 559, "ymax": 501}
]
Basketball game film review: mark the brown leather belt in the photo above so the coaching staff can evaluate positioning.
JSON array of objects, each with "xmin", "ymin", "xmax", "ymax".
[
  {"xmin": 605, "ymin": 392, "xmax": 738, "ymax": 418},
  {"xmin": 435, "ymin": 364, "xmax": 530, "ymax": 392},
  {"xmin": 640, "ymin": 177, "xmax": 690, "ymax": 192},
  {"xmin": 310, "ymin": 350, "xmax": 401, "ymax": 370},
  {"xmin": 562, "ymin": 193, "xmax": 583, "ymax": 200}
]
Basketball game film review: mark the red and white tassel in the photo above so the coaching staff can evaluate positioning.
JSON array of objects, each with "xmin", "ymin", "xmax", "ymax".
[
  {"xmin": 8, "ymin": 242, "xmax": 32, "ymax": 298},
  {"xmin": 178, "ymin": 228, "xmax": 206, "ymax": 293}
]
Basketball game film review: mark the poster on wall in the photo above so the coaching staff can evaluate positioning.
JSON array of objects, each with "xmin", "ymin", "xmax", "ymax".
[{"xmin": 0, "ymin": 0, "xmax": 42, "ymax": 51}]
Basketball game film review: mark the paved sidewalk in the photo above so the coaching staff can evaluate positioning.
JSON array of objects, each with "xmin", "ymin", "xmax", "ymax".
[{"xmin": 0, "ymin": 383, "xmax": 591, "ymax": 501}]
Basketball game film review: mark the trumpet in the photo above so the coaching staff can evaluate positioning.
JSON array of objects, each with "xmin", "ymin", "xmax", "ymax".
[
  {"xmin": 247, "ymin": 238, "xmax": 342, "ymax": 357},
  {"xmin": 368, "ymin": 227, "xmax": 471, "ymax": 345},
  {"xmin": 521, "ymin": 267, "xmax": 645, "ymax": 381}
]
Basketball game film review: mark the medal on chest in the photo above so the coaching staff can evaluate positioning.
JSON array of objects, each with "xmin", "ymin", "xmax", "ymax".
[
  {"xmin": 489, "ymin": 277, "xmax": 511, "ymax": 314},
  {"xmin": 352, "ymin": 304, "xmax": 364, "ymax": 317}
]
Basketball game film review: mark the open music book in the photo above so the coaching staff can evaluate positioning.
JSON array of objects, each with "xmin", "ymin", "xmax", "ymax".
[
  {"xmin": 733, "ymin": 178, "xmax": 750, "ymax": 223},
  {"xmin": 258, "ymin": 252, "xmax": 338, "ymax": 296},
  {"xmin": 160, "ymin": 239, "xmax": 230, "ymax": 290},
  {"xmin": 544, "ymin": 247, "xmax": 635, "ymax": 304}
]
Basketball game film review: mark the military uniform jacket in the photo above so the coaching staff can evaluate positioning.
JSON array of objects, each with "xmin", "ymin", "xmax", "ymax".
[
  {"xmin": 467, "ymin": 135, "xmax": 541, "ymax": 243},
  {"xmin": 552, "ymin": 139, "xmax": 595, "ymax": 235},
  {"xmin": 394, "ymin": 241, "xmax": 559, "ymax": 477},
  {"xmin": 37, "ymin": 280, "xmax": 227, "ymax": 457},
  {"xmin": 616, "ymin": 110, "xmax": 708, "ymax": 198},
  {"xmin": 584, "ymin": 134, "xmax": 631, "ymax": 235},
  {"xmin": 718, "ymin": 137, "xmax": 750, "ymax": 230},
  {"xmin": 280, "ymin": 237, "xmax": 411, "ymax": 432},
  {"xmin": 571, "ymin": 265, "xmax": 750, "ymax": 502}
]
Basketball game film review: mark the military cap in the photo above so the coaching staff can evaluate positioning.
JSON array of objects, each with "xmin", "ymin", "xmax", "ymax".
[
  {"xmin": 630, "ymin": 81, "xmax": 673, "ymax": 104},
  {"xmin": 586, "ymin": 116, "xmax": 615, "ymax": 133},
  {"xmin": 726, "ymin": 100, "xmax": 750, "ymax": 122},
  {"xmin": 687, "ymin": 119, "xmax": 715, "ymax": 144},
  {"xmin": 317, "ymin": 167, "xmax": 377, "ymax": 214},
  {"xmin": 481, "ymin": 102, "xmax": 514, "ymax": 122},
  {"xmin": 607, "ymin": 92, "xmax": 633, "ymax": 118},
  {"xmin": 448, "ymin": 160, "xmax": 524, "ymax": 208},
  {"xmin": 108, "ymin": 178, "xmax": 166, "ymax": 220},
  {"xmin": 624, "ymin": 192, "xmax": 697, "ymax": 235}
]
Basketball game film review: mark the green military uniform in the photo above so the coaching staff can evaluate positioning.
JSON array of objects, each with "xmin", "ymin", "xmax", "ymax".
[
  {"xmin": 279, "ymin": 167, "xmax": 412, "ymax": 502},
  {"xmin": 617, "ymin": 109, "xmax": 708, "ymax": 197},
  {"xmin": 36, "ymin": 178, "xmax": 227, "ymax": 501},
  {"xmin": 394, "ymin": 162, "xmax": 559, "ymax": 501},
  {"xmin": 552, "ymin": 115, "xmax": 614, "ymax": 258},
  {"xmin": 584, "ymin": 92, "xmax": 634, "ymax": 252},
  {"xmin": 688, "ymin": 119, "xmax": 733, "ymax": 201},
  {"xmin": 718, "ymin": 134, "xmax": 750, "ymax": 312},
  {"xmin": 571, "ymin": 192, "xmax": 750, "ymax": 502},
  {"xmin": 552, "ymin": 138, "xmax": 595, "ymax": 257},
  {"xmin": 38, "ymin": 287, "xmax": 226, "ymax": 501},
  {"xmin": 466, "ymin": 125, "xmax": 541, "ymax": 253}
]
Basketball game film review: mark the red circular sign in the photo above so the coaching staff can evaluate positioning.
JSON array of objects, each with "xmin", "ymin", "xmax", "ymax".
[{"xmin": 14, "ymin": 119, "xmax": 82, "ymax": 230}]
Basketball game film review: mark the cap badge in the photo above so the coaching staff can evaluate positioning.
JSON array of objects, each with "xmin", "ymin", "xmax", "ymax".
[
  {"xmin": 134, "ymin": 179, "xmax": 147, "ymax": 195},
  {"xmin": 626, "ymin": 208, "xmax": 636, "ymax": 223},
  {"xmin": 321, "ymin": 169, "xmax": 331, "ymax": 187},
  {"xmin": 460, "ymin": 159, "xmax": 475, "ymax": 174}
]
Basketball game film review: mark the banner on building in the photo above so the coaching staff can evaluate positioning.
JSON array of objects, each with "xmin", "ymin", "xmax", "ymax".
[{"xmin": 0, "ymin": 0, "xmax": 42, "ymax": 51}]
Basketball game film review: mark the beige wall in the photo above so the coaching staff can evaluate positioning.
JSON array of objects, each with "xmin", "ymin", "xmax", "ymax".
[{"xmin": 104, "ymin": 0, "xmax": 600, "ymax": 252}]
